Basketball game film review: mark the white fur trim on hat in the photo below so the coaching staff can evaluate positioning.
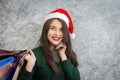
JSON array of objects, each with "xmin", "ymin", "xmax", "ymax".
[{"xmin": 43, "ymin": 12, "xmax": 69, "ymax": 26}]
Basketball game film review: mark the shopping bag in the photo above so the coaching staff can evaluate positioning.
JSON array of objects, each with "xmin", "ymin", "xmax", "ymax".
[
  {"xmin": 6, "ymin": 50, "xmax": 27, "ymax": 80},
  {"xmin": 0, "ymin": 49, "xmax": 19, "ymax": 58},
  {"xmin": 0, "ymin": 63, "xmax": 12, "ymax": 78},
  {"xmin": 0, "ymin": 49, "xmax": 28, "ymax": 80},
  {"xmin": 0, "ymin": 64, "xmax": 11, "ymax": 80},
  {"xmin": 0, "ymin": 57, "xmax": 15, "ymax": 69}
]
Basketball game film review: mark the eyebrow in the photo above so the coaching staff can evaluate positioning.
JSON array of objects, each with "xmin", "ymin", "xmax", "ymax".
[
  {"xmin": 49, "ymin": 25, "xmax": 62, "ymax": 29},
  {"xmin": 50, "ymin": 25, "xmax": 56, "ymax": 27}
]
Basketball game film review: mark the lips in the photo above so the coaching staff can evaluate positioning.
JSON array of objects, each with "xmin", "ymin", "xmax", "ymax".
[{"xmin": 52, "ymin": 36, "xmax": 60, "ymax": 41}]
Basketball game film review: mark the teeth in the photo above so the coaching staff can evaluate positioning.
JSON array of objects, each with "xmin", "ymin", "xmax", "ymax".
[
  {"xmin": 53, "ymin": 37, "xmax": 59, "ymax": 40},
  {"xmin": 54, "ymin": 38, "xmax": 58, "ymax": 39}
]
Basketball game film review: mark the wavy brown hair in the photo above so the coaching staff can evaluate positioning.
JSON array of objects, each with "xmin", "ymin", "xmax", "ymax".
[{"xmin": 39, "ymin": 18, "xmax": 79, "ymax": 74}]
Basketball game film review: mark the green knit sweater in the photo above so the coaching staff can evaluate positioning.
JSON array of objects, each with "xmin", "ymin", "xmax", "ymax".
[{"xmin": 17, "ymin": 47, "xmax": 80, "ymax": 80}]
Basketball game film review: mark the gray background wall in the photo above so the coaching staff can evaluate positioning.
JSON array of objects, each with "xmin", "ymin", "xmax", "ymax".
[{"xmin": 0, "ymin": 0, "xmax": 120, "ymax": 80}]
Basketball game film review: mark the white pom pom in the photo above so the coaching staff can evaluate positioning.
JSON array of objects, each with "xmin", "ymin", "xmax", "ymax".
[{"xmin": 70, "ymin": 33, "xmax": 76, "ymax": 39}]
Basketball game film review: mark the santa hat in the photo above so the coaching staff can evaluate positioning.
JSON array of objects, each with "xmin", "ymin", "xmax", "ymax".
[{"xmin": 43, "ymin": 8, "xmax": 76, "ymax": 39}]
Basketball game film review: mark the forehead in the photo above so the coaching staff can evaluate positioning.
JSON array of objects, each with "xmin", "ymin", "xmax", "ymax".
[{"xmin": 50, "ymin": 19, "xmax": 62, "ymax": 27}]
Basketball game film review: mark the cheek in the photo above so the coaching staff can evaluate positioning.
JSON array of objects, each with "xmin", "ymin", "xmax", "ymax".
[
  {"xmin": 47, "ymin": 30, "xmax": 53, "ymax": 40},
  {"xmin": 47, "ymin": 31, "xmax": 51, "ymax": 40},
  {"xmin": 47, "ymin": 30, "xmax": 54, "ymax": 35},
  {"xmin": 47, "ymin": 30, "xmax": 52, "ymax": 37}
]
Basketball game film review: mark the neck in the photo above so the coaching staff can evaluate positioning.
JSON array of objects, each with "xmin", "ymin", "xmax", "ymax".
[{"xmin": 49, "ymin": 45, "xmax": 56, "ymax": 51}]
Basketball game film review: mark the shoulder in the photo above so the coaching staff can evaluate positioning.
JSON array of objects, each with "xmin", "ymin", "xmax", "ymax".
[
  {"xmin": 32, "ymin": 47, "xmax": 42, "ymax": 53},
  {"xmin": 32, "ymin": 47, "xmax": 46, "ymax": 66},
  {"xmin": 32, "ymin": 47, "xmax": 45, "ymax": 58}
]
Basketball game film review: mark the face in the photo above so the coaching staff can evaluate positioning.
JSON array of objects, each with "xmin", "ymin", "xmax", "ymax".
[{"xmin": 47, "ymin": 19, "xmax": 63, "ymax": 47}]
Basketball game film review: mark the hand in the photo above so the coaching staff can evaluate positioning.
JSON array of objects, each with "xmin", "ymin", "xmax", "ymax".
[
  {"xmin": 24, "ymin": 50, "xmax": 36, "ymax": 72},
  {"xmin": 55, "ymin": 42, "xmax": 67, "ymax": 61}
]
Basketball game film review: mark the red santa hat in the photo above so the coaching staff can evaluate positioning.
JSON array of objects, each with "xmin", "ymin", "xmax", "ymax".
[{"xmin": 43, "ymin": 8, "xmax": 76, "ymax": 39}]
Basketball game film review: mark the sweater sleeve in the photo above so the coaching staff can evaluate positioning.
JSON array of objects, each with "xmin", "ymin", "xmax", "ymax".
[
  {"xmin": 17, "ymin": 61, "xmax": 35, "ymax": 80},
  {"xmin": 17, "ymin": 69, "xmax": 33, "ymax": 80},
  {"xmin": 61, "ymin": 59, "xmax": 81, "ymax": 80}
]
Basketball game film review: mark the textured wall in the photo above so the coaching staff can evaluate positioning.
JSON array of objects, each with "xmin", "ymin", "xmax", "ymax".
[{"xmin": 0, "ymin": 0, "xmax": 120, "ymax": 80}]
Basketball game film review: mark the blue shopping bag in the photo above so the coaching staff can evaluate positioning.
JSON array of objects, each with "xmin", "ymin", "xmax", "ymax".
[{"xmin": 0, "ymin": 57, "xmax": 15, "ymax": 69}]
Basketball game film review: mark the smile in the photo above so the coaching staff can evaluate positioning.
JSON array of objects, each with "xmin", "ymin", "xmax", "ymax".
[{"xmin": 52, "ymin": 36, "xmax": 60, "ymax": 41}]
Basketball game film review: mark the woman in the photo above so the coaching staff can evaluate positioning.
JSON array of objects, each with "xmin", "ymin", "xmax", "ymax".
[{"xmin": 17, "ymin": 8, "xmax": 80, "ymax": 80}]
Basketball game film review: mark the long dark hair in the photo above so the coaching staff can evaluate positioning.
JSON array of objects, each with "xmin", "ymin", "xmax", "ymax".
[{"xmin": 39, "ymin": 18, "xmax": 79, "ymax": 74}]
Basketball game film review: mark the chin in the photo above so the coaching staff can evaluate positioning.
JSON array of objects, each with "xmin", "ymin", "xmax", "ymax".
[
  {"xmin": 52, "ymin": 42, "xmax": 60, "ymax": 46},
  {"xmin": 53, "ymin": 43, "xmax": 59, "ymax": 46}
]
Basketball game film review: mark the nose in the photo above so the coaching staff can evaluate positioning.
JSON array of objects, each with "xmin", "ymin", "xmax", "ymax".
[{"xmin": 55, "ymin": 30, "xmax": 61, "ymax": 36}]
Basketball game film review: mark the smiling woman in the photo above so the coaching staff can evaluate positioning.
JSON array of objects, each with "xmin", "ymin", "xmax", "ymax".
[
  {"xmin": 47, "ymin": 19, "xmax": 63, "ymax": 46},
  {"xmin": 17, "ymin": 8, "xmax": 80, "ymax": 80}
]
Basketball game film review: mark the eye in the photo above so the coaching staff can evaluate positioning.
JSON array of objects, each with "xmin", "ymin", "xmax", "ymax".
[
  {"xmin": 50, "ymin": 27, "xmax": 54, "ymax": 29},
  {"xmin": 50, "ymin": 26, "xmax": 56, "ymax": 30}
]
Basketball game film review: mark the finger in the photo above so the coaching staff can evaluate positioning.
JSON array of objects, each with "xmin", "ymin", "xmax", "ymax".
[
  {"xmin": 29, "ymin": 50, "xmax": 35, "ymax": 57},
  {"xmin": 56, "ymin": 43, "xmax": 63, "ymax": 49},
  {"xmin": 19, "ymin": 57, "xmax": 24, "ymax": 62},
  {"xmin": 24, "ymin": 54, "xmax": 30, "ymax": 60},
  {"xmin": 18, "ymin": 59, "xmax": 24, "ymax": 67},
  {"xmin": 23, "ymin": 53, "xmax": 28, "ymax": 58}
]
